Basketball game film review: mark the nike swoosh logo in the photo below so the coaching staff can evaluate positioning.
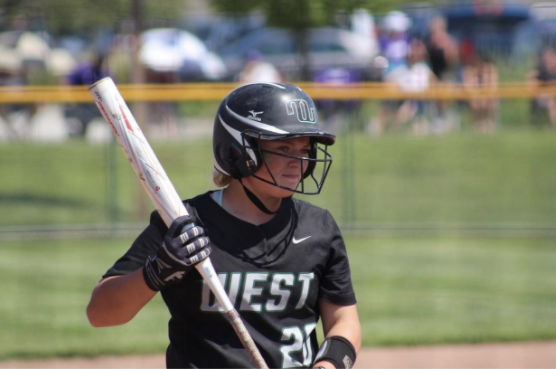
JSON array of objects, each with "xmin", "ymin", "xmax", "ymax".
[{"xmin": 292, "ymin": 236, "xmax": 312, "ymax": 244}]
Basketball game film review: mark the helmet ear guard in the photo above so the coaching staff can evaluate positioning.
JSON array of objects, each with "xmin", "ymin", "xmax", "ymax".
[
  {"xmin": 216, "ymin": 140, "xmax": 261, "ymax": 179},
  {"xmin": 302, "ymin": 141, "xmax": 318, "ymax": 180}
]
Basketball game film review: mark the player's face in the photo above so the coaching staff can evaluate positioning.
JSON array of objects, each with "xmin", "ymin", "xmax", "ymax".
[{"xmin": 254, "ymin": 137, "xmax": 311, "ymax": 196}]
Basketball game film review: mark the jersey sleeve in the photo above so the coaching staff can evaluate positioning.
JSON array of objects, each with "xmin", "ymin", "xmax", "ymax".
[
  {"xmin": 318, "ymin": 211, "xmax": 357, "ymax": 306},
  {"xmin": 102, "ymin": 210, "xmax": 168, "ymax": 279}
]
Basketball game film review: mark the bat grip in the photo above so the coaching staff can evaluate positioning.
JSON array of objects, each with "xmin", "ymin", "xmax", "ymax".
[{"xmin": 226, "ymin": 309, "xmax": 269, "ymax": 369}]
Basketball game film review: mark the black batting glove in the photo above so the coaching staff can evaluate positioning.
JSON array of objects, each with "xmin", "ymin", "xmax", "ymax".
[{"xmin": 143, "ymin": 215, "xmax": 211, "ymax": 291}]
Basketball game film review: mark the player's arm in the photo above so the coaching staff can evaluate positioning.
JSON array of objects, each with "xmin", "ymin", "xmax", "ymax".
[
  {"xmin": 313, "ymin": 301, "xmax": 361, "ymax": 369},
  {"xmin": 86, "ymin": 271, "xmax": 156, "ymax": 327},
  {"xmin": 87, "ymin": 215, "xmax": 211, "ymax": 327}
]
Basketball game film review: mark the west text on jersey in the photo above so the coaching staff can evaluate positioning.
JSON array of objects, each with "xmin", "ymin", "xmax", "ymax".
[{"xmin": 201, "ymin": 272, "xmax": 315, "ymax": 312}]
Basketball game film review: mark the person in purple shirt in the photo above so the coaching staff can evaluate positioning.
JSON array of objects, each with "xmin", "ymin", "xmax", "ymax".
[{"xmin": 63, "ymin": 53, "xmax": 111, "ymax": 136}]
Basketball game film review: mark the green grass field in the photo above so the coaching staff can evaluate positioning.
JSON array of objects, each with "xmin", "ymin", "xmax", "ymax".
[
  {"xmin": 1, "ymin": 131, "xmax": 556, "ymax": 359},
  {"xmin": 0, "ymin": 234, "xmax": 555, "ymax": 360},
  {"xmin": 2, "ymin": 131, "xmax": 556, "ymax": 226}
]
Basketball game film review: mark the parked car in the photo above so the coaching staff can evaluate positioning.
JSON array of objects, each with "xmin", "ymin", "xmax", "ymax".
[
  {"xmin": 217, "ymin": 26, "xmax": 379, "ymax": 81},
  {"xmin": 139, "ymin": 28, "xmax": 227, "ymax": 81}
]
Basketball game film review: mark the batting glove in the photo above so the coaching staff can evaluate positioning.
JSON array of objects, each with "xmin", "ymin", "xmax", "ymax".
[{"xmin": 143, "ymin": 215, "xmax": 211, "ymax": 291}]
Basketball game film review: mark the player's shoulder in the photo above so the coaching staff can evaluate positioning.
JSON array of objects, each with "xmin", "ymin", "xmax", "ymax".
[
  {"xmin": 291, "ymin": 197, "xmax": 332, "ymax": 219},
  {"xmin": 183, "ymin": 191, "xmax": 213, "ymax": 207},
  {"xmin": 290, "ymin": 197, "xmax": 342, "ymax": 239},
  {"xmin": 181, "ymin": 191, "xmax": 218, "ymax": 218}
]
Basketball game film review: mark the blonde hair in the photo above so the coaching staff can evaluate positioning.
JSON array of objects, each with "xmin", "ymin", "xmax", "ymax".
[{"xmin": 213, "ymin": 169, "xmax": 232, "ymax": 188}]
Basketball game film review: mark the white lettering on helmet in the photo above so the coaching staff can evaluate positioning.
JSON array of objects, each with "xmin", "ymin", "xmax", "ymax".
[{"xmin": 285, "ymin": 99, "xmax": 316, "ymax": 123}]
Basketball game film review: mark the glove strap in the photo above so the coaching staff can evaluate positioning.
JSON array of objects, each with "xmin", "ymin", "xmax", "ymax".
[{"xmin": 143, "ymin": 256, "xmax": 165, "ymax": 291}]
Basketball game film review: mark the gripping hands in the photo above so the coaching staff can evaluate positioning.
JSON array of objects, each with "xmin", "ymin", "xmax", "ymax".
[{"xmin": 143, "ymin": 215, "xmax": 212, "ymax": 291}]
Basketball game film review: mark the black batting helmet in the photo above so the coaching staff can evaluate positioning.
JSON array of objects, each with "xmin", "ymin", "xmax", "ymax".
[{"xmin": 212, "ymin": 82, "xmax": 335, "ymax": 195}]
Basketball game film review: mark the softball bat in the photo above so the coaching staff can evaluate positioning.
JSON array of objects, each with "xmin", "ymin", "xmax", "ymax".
[{"xmin": 89, "ymin": 77, "xmax": 268, "ymax": 369}]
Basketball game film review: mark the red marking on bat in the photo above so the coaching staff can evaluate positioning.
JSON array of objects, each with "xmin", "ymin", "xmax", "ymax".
[
  {"xmin": 155, "ymin": 186, "xmax": 161, "ymax": 191},
  {"xmin": 119, "ymin": 105, "xmax": 134, "ymax": 132}
]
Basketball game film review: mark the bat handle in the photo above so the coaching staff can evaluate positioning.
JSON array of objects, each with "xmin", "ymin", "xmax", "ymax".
[{"xmin": 226, "ymin": 309, "xmax": 269, "ymax": 369}]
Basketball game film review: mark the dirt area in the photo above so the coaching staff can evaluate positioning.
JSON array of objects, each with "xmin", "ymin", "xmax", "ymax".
[{"xmin": 2, "ymin": 341, "xmax": 556, "ymax": 368}]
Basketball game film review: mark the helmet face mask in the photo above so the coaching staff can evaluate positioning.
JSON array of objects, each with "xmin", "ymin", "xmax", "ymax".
[
  {"xmin": 213, "ymin": 82, "xmax": 335, "ymax": 195},
  {"xmin": 247, "ymin": 132, "xmax": 333, "ymax": 195}
]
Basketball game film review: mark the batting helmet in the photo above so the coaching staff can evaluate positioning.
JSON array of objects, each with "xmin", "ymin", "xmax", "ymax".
[{"xmin": 213, "ymin": 82, "xmax": 335, "ymax": 195}]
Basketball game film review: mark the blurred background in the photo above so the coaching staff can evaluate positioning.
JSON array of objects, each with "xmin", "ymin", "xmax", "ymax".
[{"xmin": 1, "ymin": 0, "xmax": 556, "ymax": 366}]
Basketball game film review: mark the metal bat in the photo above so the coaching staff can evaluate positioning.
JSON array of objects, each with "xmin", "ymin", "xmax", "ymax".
[{"xmin": 89, "ymin": 77, "xmax": 268, "ymax": 369}]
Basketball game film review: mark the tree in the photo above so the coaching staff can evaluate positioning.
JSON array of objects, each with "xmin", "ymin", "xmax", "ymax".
[{"xmin": 0, "ymin": 0, "xmax": 184, "ymax": 37}]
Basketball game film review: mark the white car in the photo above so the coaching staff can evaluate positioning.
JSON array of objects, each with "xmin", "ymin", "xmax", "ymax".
[{"xmin": 139, "ymin": 28, "xmax": 227, "ymax": 81}]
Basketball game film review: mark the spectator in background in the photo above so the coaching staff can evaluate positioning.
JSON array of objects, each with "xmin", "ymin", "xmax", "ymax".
[
  {"xmin": 145, "ymin": 65, "xmax": 181, "ymax": 140},
  {"xmin": 368, "ymin": 11, "xmax": 412, "ymax": 135},
  {"xmin": 461, "ymin": 50, "xmax": 499, "ymax": 134},
  {"xmin": 313, "ymin": 66, "xmax": 363, "ymax": 134},
  {"xmin": 62, "ymin": 52, "xmax": 111, "ymax": 136},
  {"xmin": 527, "ymin": 47, "xmax": 556, "ymax": 128},
  {"xmin": 379, "ymin": 11, "xmax": 412, "ymax": 73},
  {"xmin": 425, "ymin": 16, "xmax": 459, "ymax": 82},
  {"xmin": 238, "ymin": 50, "xmax": 283, "ymax": 84},
  {"xmin": 0, "ymin": 47, "xmax": 27, "ymax": 140},
  {"xmin": 369, "ymin": 38, "xmax": 436, "ymax": 135},
  {"xmin": 63, "ymin": 52, "xmax": 108, "ymax": 86},
  {"xmin": 0, "ymin": 15, "xmax": 40, "ymax": 140},
  {"xmin": 387, "ymin": 38, "xmax": 436, "ymax": 135},
  {"xmin": 424, "ymin": 16, "xmax": 460, "ymax": 132}
]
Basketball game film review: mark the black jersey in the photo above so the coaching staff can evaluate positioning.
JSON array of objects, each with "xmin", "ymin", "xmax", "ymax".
[{"xmin": 103, "ymin": 191, "xmax": 356, "ymax": 368}]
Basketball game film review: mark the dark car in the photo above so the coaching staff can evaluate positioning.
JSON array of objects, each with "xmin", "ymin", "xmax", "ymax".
[
  {"xmin": 445, "ymin": 0, "xmax": 531, "ymax": 57},
  {"xmin": 217, "ymin": 27, "xmax": 379, "ymax": 81},
  {"xmin": 403, "ymin": 0, "xmax": 532, "ymax": 59}
]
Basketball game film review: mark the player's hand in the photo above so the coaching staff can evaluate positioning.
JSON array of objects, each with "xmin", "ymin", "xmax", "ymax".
[{"xmin": 143, "ymin": 215, "xmax": 211, "ymax": 291}]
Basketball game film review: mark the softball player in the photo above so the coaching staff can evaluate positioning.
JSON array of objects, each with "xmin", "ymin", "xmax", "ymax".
[{"xmin": 87, "ymin": 83, "xmax": 361, "ymax": 369}]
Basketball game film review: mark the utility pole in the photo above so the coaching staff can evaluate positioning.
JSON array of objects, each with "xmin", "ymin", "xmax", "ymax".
[{"xmin": 132, "ymin": 0, "xmax": 145, "ymax": 85}]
